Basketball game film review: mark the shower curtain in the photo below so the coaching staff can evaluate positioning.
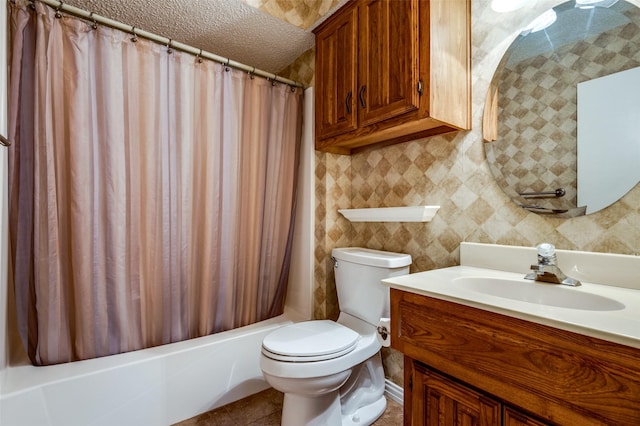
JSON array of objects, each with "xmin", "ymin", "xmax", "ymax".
[{"xmin": 7, "ymin": 1, "xmax": 302, "ymax": 366}]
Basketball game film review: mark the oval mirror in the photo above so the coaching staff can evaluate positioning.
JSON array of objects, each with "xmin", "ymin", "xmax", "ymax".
[{"xmin": 483, "ymin": 0, "xmax": 640, "ymax": 217}]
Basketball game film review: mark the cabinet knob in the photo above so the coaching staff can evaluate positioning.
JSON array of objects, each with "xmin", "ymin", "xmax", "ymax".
[{"xmin": 358, "ymin": 85, "xmax": 367, "ymax": 108}]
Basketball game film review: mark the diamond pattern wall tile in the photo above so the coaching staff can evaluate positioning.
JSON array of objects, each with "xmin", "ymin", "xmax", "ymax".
[
  {"xmin": 278, "ymin": 48, "xmax": 315, "ymax": 87},
  {"xmin": 243, "ymin": 0, "xmax": 343, "ymax": 30},
  {"xmin": 381, "ymin": 348, "xmax": 404, "ymax": 387}
]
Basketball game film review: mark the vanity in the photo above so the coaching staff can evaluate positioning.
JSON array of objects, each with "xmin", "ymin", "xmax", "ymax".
[{"xmin": 384, "ymin": 243, "xmax": 640, "ymax": 425}]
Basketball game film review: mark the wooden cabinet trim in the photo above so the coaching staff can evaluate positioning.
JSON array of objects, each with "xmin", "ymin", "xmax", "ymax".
[
  {"xmin": 428, "ymin": 0, "xmax": 472, "ymax": 129},
  {"xmin": 503, "ymin": 405, "xmax": 551, "ymax": 426},
  {"xmin": 314, "ymin": 116, "xmax": 456, "ymax": 151}
]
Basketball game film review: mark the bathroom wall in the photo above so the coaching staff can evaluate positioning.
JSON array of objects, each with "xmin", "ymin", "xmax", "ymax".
[
  {"xmin": 281, "ymin": 0, "xmax": 640, "ymax": 388},
  {"xmin": 242, "ymin": 0, "xmax": 344, "ymax": 30},
  {"xmin": 278, "ymin": 48, "xmax": 315, "ymax": 88}
]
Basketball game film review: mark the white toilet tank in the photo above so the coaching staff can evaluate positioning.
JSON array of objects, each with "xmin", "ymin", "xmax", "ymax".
[{"xmin": 331, "ymin": 247, "xmax": 411, "ymax": 326}]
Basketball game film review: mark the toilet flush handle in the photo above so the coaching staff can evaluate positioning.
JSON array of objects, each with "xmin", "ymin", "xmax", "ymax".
[{"xmin": 331, "ymin": 256, "xmax": 339, "ymax": 268}]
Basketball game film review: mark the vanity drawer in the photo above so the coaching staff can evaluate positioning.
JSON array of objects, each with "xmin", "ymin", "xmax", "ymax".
[{"xmin": 390, "ymin": 289, "xmax": 640, "ymax": 425}]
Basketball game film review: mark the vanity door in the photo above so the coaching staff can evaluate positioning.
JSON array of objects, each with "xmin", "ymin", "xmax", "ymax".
[{"xmin": 408, "ymin": 360, "xmax": 500, "ymax": 426}]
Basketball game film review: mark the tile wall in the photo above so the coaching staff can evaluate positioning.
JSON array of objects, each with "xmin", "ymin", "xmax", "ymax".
[
  {"xmin": 243, "ymin": 0, "xmax": 343, "ymax": 30},
  {"xmin": 282, "ymin": 0, "xmax": 640, "ymax": 387}
]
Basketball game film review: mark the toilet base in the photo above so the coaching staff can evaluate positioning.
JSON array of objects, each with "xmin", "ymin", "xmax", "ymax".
[
  {"xmin": 341, "ymin": 393, "xmax": 386, "ymax": 426},
  {"xmin": 281, "ymin": 391, "xmax": 343, "ymax": 426},
  {"xmin": 271, "ymin": 352, "xmax": 388, "ymax": 426},
  {"xmin": 281, "ymin": 391, "xmax": 387, "ymax": 426}
]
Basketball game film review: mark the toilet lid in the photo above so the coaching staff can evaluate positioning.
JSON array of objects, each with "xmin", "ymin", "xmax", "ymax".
[{"xmin": 262, "ymin": 320, "xmax": 359, "ymax": 362}]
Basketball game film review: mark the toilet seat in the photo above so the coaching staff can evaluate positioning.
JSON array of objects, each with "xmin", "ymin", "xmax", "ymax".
[{"xmin": 262, "ymin": 320, "xmax": 360, "ymax": 362}]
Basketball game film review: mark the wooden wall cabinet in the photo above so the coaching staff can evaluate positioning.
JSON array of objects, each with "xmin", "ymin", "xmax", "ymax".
[
  {"xmin": 314, "ymin": 0, "xmax": 471, "ymax": 155},
  {"xmin": 391, "ymin": 289, "xmax": 640, "ymax": 426}
]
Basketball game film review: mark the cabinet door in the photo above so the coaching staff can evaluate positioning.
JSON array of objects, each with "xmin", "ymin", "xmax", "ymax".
[
  {"xmin": 358, "ymin": 0, "xmax": 420, "ymax": 127},
  {"xmin": 315, "ymin": 5, "xmax": 358, "ymax": 140},
  {"xmin": 411, "ymin": 362, "xmax": 500, "ymax": 426}
]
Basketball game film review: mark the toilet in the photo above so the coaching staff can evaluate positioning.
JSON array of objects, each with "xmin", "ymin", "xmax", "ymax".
[{"xmin": 260, "ymin": 247, "xmax": 411, "ymax": 426}]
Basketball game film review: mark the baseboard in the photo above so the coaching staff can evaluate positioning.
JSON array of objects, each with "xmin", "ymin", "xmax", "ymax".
[{"xmin": 384, "ymin": 379, "xmax": 404, "ymax": 405}]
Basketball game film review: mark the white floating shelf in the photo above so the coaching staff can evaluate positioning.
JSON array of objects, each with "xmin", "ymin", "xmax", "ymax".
[{"xmin": 338, "ymin": 206, "xmax": 440, "ymax": 223}]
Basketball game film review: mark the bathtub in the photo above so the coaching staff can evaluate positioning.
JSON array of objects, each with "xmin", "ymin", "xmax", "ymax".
[
  {"xmin": 0, "ymin": 313, "xmax": 303, "ymax": 425},
  {"xmin": 0, "ymin": 89, "xmax": 315, "ymax": 426}
]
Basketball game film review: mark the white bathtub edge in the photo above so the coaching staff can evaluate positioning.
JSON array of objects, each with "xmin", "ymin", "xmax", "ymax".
[{"xmin": 0, "ymin": 314, "xmax": 296, "ymax": 426}]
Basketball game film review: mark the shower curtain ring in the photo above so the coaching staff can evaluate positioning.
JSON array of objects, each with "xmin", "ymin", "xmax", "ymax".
[
  {"xmin": 88, "ymin": 12, "xmax": 98, "ymax": 30},
  {"xmin": 130, "ymin": 26, "xmax": 138, "ymax": 42},
  {"xmin": 196, "ymin": 49, "xmax": 203, "ymax": 63},
  {"xmin": 271, "ymin": 74, "xmax": 278, "ymax": 86},
  {"xmin": 167, "ymin": 39, "xmax": 173, "ymax": 54},
  {"xmin": 224, "ymin": 58, "xmax": 231, "ymax": 72},
  {"xmin": 248, "ymin": 67, "xmax": 255, "ymax": 79},
  {"xmin": 28, "ymin": 0, "xmax": 36, "ymax": 9},
  {"xmin": 55, "ymin": 1, "xmax": 64, "ymax": 18}
]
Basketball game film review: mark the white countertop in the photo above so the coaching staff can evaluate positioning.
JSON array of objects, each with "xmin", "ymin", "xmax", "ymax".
[{"xmin": 383, "ymin": 243, "xmax": 640, "ymax": 349}]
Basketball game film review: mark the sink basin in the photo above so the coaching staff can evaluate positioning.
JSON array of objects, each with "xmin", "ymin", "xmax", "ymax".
[
  {"xmin": 383, "ymin": 244, "xmax": 640, "ymax": 348},
  {"xmin": 452, "ymin": 277, "xmax": 625, "ymax": 311}
]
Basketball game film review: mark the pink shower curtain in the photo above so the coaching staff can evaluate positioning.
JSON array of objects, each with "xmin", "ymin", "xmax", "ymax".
[{"xmin": 7, "ymin": 1, "xmax": 302, "ymax": 366}]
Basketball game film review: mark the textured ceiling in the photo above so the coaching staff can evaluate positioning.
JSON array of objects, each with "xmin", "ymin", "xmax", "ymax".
[{"xmin": 61, "ymin": 0, "xmax": 325, "ymax": 73}]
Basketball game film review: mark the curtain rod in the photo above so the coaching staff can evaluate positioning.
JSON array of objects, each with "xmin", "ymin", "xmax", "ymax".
[{"xmin": 33, "ymin": 0, "xmax": 305, "ymax": 89}]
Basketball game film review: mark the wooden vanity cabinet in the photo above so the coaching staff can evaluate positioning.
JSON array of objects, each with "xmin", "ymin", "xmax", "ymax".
[
  {"xmin": 391, "ymin": 289, "xmax": 640, "ymax": 425},
  {"xmin": 313, "ymin": 0, "xmax": 471, "ymax": 155}
]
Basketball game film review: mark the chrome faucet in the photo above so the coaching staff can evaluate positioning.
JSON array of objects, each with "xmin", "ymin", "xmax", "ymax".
[{"xmin": 525, "ymin": 243, "xmax": 581, "ymax": 286}]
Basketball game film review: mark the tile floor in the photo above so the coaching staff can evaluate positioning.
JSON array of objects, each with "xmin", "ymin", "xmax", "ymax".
[{"xmin": 174, "ymin": 387, "xmax": 403, "ymax": 426}]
